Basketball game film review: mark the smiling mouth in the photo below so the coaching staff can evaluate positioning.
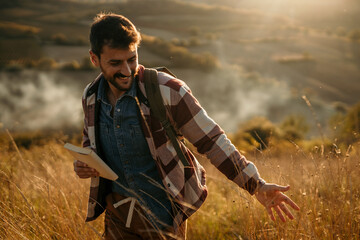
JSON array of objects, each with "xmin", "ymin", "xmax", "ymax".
[
  {"xmin": 117, "ymin": 76, "xmax": 130, "ymax": 81},
  {"xmin": 114, "ymin": 73, "xmax": 131, "ymax": 80}
]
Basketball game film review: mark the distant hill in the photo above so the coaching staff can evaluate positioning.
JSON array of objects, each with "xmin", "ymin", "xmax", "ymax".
[
  {"xmin": 180, "ymin": 0, "xmax": 360, "ymax": 29},
  {"xmin": 1, "ymin": 0, "xmax": 359, "ymax": 133}
]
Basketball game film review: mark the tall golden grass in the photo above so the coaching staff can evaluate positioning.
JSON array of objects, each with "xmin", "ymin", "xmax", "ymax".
[
  {"xmin": 189, "ymin": 141, "xmax": 360, "ymax": 239},
  {"xmin": 0, "ymin": 129, "xmax": 359, "ymax": 239}
]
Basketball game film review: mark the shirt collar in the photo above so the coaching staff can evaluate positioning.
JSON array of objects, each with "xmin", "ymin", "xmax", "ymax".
[
  {"xmin": 126, "ymin": 76, "xmax": 137, "ymax": 98},
  {"xmin": 97, "ymin": 76, "xmax": 109, "ymax": 104}
]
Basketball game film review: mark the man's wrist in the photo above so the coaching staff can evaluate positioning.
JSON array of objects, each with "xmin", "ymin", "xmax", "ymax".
[{"xmin": 255, "ymin": 179, "xmax": 266, "ymax": 195}]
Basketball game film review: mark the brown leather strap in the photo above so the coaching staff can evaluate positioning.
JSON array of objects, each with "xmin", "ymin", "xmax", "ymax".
[{"xmin": 144, "ymin": 68, "xmax": 190, "ymax": 167}]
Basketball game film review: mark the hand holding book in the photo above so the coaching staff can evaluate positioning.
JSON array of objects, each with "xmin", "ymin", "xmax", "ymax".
[
  {"xmin": 74, "ymin": 160, "xmax": 100, "ymax": 178},
  {"xmin": 64, "ymin": 143, "xmax": 118, "ymax": 181}
]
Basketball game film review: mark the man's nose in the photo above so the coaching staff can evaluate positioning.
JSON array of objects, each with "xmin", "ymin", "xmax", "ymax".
[{"xmin": 121, "ymin": 62, "xmax": 131, "ymax": 76}]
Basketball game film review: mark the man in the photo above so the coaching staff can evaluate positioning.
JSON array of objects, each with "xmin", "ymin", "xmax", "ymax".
[{"xmin": 73, "ymin": 13, "xmax": 300, "ymax": 240}]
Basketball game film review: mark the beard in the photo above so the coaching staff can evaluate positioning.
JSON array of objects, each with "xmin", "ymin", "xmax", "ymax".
[
  {"xmin": 100, "ymin": 65, "xmax": 139, "ymax": 93},
  {"xmin": 108, "ymin": 72, "xmax": 135, "ymax": 92}
]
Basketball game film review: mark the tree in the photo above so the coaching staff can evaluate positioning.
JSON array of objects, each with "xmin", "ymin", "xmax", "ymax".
[
  {"xmin": 237, "ymin": 117, "xmax": 277, "ymax": 150},
  {"xmin": 348, "ymin": 29, "xmax": 360, "ymax": 41},
  {"xmin": 280, "ymin": 115, "xmax": 309, "ymax": 141},
  {"xmin": 338, "ymin": 102, "xmax": 360, "ymax": 144}
]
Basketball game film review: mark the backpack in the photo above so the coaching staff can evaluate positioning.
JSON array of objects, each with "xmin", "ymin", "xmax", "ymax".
[{"xmin": 144, "ymin": 67, "xmax": 190, "ymax": 167}]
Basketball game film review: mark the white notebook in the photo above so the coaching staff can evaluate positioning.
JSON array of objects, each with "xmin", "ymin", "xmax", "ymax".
[{"xmin": 64, "ymin": 143, "xmax": 118, "ymax": 181}]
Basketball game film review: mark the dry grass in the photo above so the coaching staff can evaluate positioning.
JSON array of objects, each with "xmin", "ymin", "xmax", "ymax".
[
  {"xmin": 0, "ymin": 130, "xmax": 359, "ymax": 239},
  {"xmin": 0, "ymin": 132, "xmax": 104, "ymax": 239},
  {"xmin": 188, "ymin": 142, "xmax": 360, "ymax": 240}
]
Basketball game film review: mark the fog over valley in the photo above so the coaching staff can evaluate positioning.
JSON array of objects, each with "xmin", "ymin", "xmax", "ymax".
[{"xmin": 0, "ymin": 67, "xmax": 335, "ymax": 136}]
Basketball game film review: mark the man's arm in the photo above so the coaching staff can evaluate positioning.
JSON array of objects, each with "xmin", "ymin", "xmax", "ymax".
[
  {"xmin": 165, "ymin": 79, "xmax": 263, "ymax": 193},
  {"xmin": 164, "ymin": 78, "xmax": 299, "ymax": 221}
]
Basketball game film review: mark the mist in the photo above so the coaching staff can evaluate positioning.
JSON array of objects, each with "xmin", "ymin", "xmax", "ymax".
[
  {"xmin": 0, "ymin": 70, "xmax": 84, "ymax": 131},
  {"xmin": 0, "ymin": 65, "xmax": 335, "ymax": 136},
  {"xmin": 180, "ymin": 66, "xmax": 335, "ymax": 134}
]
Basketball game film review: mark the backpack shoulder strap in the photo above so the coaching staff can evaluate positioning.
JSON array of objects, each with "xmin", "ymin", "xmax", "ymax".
[
  {"xmin": 144, "ymin": 68, "xmax": 190, "ymax": 167},
  {"xmin": 154, "ymin": 66, "xmax": 176, "ymax": 78}
]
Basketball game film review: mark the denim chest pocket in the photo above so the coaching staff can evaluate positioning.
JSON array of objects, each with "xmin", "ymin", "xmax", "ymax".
[
  {"xmin": 130, "ymin": 124, "xmax": 150, "ymax": 156},
  {"xmin": 99, "ymin": 122, "xmax": 119, "ymax": 158}
]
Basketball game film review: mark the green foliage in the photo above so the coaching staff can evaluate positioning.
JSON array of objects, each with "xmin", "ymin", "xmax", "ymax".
[
  {"xmin": 0, "ymin": 21, "xmax": 40, "ymax": 38},
  {"xmin": 276, "ymin": 52, "xmax": 315, "ymax": 64},
  {"xmin": 348, "ymin": 29, "xmax": 360, "ymax": 41},
  {"xmin": 189, "ymin": 26, "xmax": 201, "ymax": 36},
  {"xmin": 335, "ymin": 26, "xmax": 347, "ymax": 37},
  {"xmin": 79, "ymin": 56, "xmax": 96, "ymax": 70},
  {"xmin": 60, "ymin": 60, "xmax": 80, "ymax": 71},
  {"xmin": 337, "ymin": 102, "xmax": 360, "ymax": 144},
  {"xmin": 235, "ymin": 117, "xmax": 277, "ymax": 150},
  {"xmin": 2, "ymin": 57, "xmax": 95, "ymax": 72},
  {"xmin": 188, "ymin": 37, "xmax": 201, "ymax": 47},
  {"xmin": 49, "ymin": 33, "xmax": 87, "ymax": 46},
  {"xmin": 205, "ymin": 32, "xmax": 218, "ymax": 41},
  {"xmin": 329, "ymin": 102, "xmax": 348, "ymax": 141},
  {"xmin": 37, "ymin": 57, "xmax": 58, "ymax": 70},
  {"xmin": 75, "ymin": 36, "xmax": 87, "ymax": 46},
  {"xmin": 60, "ymin": 58, "xmax": 95, "ymax": 71},
  {"xmin": 51, "ymin": 33, "xmax": 68, "ymax": 45},
  {"xmin": 141, "ymin": 34, "xmax": 220, "ymax": 71},
  {"xmin": 302, "ymin": 138, "xmax": 336, "ymax": 155},
  {"xmin": 4, "ymin": 61, "xmax": 24, "ymax": 72},
  {"xmin": 279, "ymin": 115, "xmax": 309, "ymax": 141},
  {"xmin": 0, "ymin": 38, "xmax": 43, "ymax": 66}
]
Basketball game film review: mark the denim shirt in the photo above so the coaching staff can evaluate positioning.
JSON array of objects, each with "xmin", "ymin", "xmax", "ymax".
[{"xmin": 97, "ymin": 77, "xmax": 174, "ymax": 229}]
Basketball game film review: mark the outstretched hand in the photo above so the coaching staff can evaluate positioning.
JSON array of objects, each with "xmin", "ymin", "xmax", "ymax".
[{"xmin": 255, "ymin": 183, "xmax": 300, "ymax": 222}]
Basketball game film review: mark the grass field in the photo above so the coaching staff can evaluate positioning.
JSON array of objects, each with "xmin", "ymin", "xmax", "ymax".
[
  {"xmin": 1, "ymin": 130, "xmax": 359, "ymax": 239},
  {"xmin": 1, "ymin": 1, "xmax": 360, "ymax": 238}
]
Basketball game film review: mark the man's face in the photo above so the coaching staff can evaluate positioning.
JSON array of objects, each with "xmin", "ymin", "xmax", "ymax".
[{"xmin": 90, "ymin": 44, "xmax": 138, "ymax": 96}]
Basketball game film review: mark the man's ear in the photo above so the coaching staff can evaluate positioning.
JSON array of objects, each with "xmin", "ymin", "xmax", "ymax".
[{"xmin": 89, "ymin": 50, "xmax": 100, "ymax": 67}]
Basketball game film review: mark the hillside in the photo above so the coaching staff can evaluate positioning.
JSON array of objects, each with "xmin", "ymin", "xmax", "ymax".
[{"xmin": 0, "ymin": 0, "xmax": 359, "ymax": 133}]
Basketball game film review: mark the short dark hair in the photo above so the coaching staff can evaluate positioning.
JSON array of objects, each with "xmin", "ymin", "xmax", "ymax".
[{"xmin": 90, "ymin": 13, "xmax": 141, "ymax": 57}]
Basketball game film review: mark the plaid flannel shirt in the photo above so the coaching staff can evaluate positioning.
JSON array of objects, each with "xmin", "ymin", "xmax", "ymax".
[{"xmin": 81, "ymin": 65, "xmax": 265, "ymax": 230}]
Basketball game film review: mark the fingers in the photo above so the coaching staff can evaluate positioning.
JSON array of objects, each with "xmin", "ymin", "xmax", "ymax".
[
  {"xmin": 266, "ymin": 206, "xmax": 275, "ymax": 222},
  {"xmin": 268, "ymin": 203, "xmax": 293, "ymax": 222},
  {"xmin": 283, "ymin": 195, "xmax": 300, "ymax": 211},
  {"xmin": 76, "ymin": 168, "xmax": 99, "ymax": 178},
  {"xmin": 267, "ymin": 194, "xmax": 298, "ymax": 222},
  {"xmin": 274, "ymin": 185, "xmax": 290, "ymax": 192},
  {"xmin": 74, "ymin": 160, "xmax": 88, "ymax": 168},
  {"xmin": 261, "ymin": 183, "xmax": 290, "ymax": 194},
  {"xmin": 73, "ymin": 160, "xmax": 99, "ymax": 178},
  {"xmin": 274, "ymin": 205, "xmax": 286, "ymax": 222},
  {"xmin": 258, "ymin": 183, "xmax": 300, "ymax": 222},
  {"xmin": 279, "ymin": 203, "xmax": 294, "ymax": 220}
]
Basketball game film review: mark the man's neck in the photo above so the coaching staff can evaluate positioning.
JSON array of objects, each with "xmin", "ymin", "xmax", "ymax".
[{"xmin": 107, "ymin": 87, "xmax": 118, "ymax": 108}]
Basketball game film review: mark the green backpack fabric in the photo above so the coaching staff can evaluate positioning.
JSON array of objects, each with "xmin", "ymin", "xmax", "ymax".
[{"xmin": 144, "ymin": 67, "xmax": 190, "ymax": 167}]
